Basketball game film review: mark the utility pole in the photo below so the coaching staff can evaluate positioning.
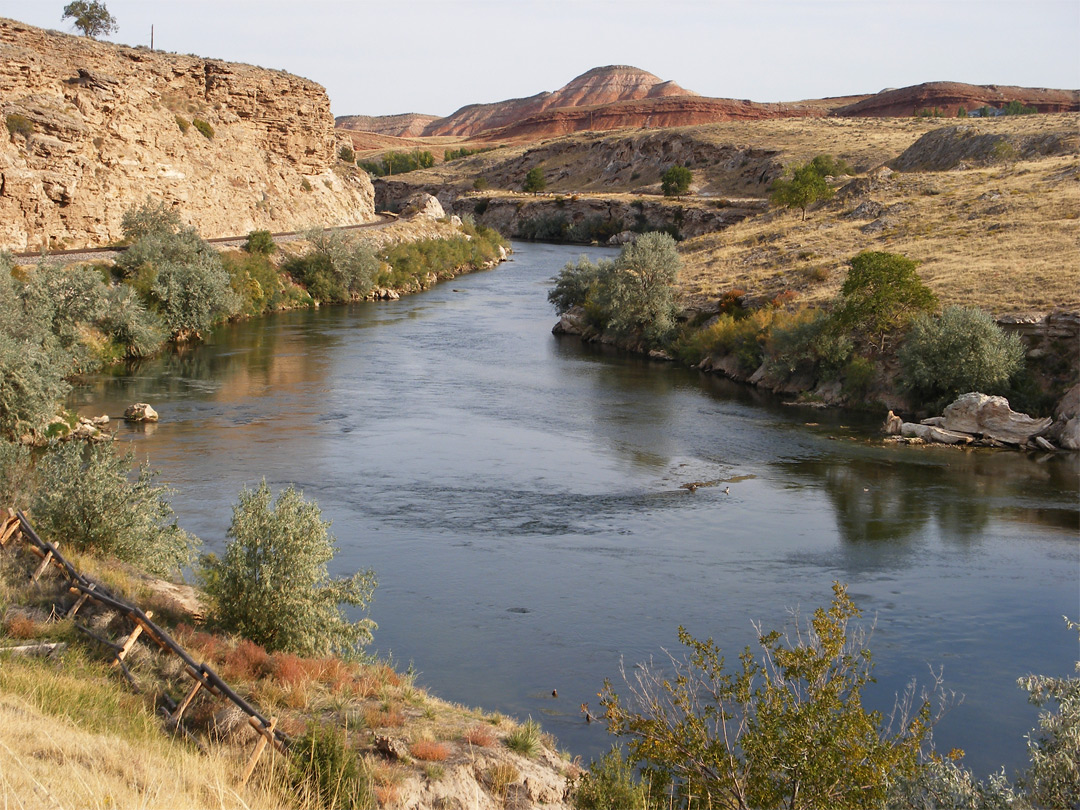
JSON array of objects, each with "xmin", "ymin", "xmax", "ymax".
[{"xmin": 150, "ymin": 24, "xmax": 154, "ymax": 50}]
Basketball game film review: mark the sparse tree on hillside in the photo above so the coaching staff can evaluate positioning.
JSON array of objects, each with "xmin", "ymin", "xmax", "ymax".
[
  {"xmin": 661, "ymin": 165, "xmax": 692, "ymax": 198},
  {"xmin": 523, "ymin": 166, "xmax": 546, "ymax": 195},
  {"xmin": 62, "ymin": 1, "xmax": 117, "ymax": 39},
  {"xmin": 771, "ymin": 161, "xmax": 834, "ymax": 220}
]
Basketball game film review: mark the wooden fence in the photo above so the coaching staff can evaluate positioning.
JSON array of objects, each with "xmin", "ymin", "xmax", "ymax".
[{"xmin": 0, "ymin": 509, "xmax": 289, "ymax": 783}]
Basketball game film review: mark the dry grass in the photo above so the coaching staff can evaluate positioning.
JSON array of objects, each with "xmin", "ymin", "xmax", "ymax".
[
  {"xmin": 0, "ymin": 668, "xmax": 288, "ymax": 810},
  {"xmin": 679, "ymin": 149, "xmax": 1080, "ymax": 315},
  {"xmin": 409, "ymin": 739, "xmax": 450, "ymax": 762},
  {"xmin": 463, "ymin": 725, "xmax": 496, "ymax": 747}
]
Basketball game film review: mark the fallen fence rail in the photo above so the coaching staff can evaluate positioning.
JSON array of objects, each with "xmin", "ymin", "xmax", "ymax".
[{"xmin": 1, "ymin": 510, "xmax": 290, "ymax": 760}]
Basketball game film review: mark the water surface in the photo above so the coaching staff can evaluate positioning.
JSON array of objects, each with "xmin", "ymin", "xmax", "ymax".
[{"xmin": 71, "ymin": 241, "xmax": 1079, "ymax": 779}]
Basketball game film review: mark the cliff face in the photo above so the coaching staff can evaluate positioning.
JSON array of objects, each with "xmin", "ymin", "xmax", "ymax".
[{"xmin": 0, "ymin": 17, "xmax": 375, "ymax": 250}]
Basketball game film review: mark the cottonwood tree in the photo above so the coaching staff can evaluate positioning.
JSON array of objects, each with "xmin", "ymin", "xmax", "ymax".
[
  {"xmin": 770, "ymin": 154, "xmax": 851, "ymax": 220},
  {"xmin": 62, "ymin": 1, "xmax": 117, "ymax": 38},
  {"xmin": 833, "ymin": 251, "xmax": 938, "ymax": 351},
  {"xmin": 523, "ymin": 166, "xmax": 546, "ymax": 195},
  {"xmin": 661, "ymin": 165, "xmax": 692, "ymax": 198}
]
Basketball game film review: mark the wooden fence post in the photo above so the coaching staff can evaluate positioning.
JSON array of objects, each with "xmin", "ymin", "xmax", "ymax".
[
  {"xmin": 112, "ymin": 610, "xmax": 152, "ymax": 668},
  {"xmin": 240, "ymin": 717, "xmax": 277, "ymax": 787}
]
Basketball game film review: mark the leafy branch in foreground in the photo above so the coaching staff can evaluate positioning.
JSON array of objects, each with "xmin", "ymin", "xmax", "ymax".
[{"xmin": 600, "ymin": 583, "xmax": 938, "ymax": 810}]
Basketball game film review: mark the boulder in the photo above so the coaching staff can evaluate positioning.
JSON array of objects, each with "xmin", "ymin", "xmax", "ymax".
[
  {"xmin": 883, "ymin": 410, "xmax": 903, "ymax": 435},
  {"xmin": 400, "ymin": 192, "xmax": 445, "ymax": 220},
  {"xmin": 939, "ymin": 393, "xmax": 1051, "ymax": 446},
  {"xmin": 1042, "ymin": 383, "xmax": 1080, "ymax": 451},
  {"xmin": 124, "ymin": 403, "xmax": 158, "ymax": 422},
  {"xmin": 901, "ymin": 422, "xmax": 973, "ymax": 445}
]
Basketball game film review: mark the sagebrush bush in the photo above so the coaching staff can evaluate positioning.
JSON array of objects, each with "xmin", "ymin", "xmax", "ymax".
[
  {"xmin": 31, "ymin": 441, "xmax": 198, "ymax": 576},
  {"xmin": 116, "ymin": 200, "xmax": 239, "ymax": 340},
  {"xmin": 899, "ymin": 306, "xmax": 1024, "ymax": 404},
  {"xmin": 284, "ymin": 230, "xmax": 378, "ymax": 303},
  {"xmin": 201, "ymin": 481, "xmax": 376, "ymax": 657},
  {"xmin": 5, "ymin": 113, "xmax": 33, "ymax": 139}
]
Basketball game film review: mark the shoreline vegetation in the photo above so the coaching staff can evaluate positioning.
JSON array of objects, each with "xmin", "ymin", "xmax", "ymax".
[{"xmin": 0, "ymin": 196, "xmax": 509, "ymax": 445}]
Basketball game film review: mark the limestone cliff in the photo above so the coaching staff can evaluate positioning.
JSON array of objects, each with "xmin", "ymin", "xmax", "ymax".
[{"xmin": 0, "ymin": 17, "xmax": 375, "ymax": 250}]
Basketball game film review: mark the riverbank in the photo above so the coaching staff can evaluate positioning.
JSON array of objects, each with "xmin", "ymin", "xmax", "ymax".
[{"xmin": 0, "ymin": 519, "xmax": 577, "ymax": 810}]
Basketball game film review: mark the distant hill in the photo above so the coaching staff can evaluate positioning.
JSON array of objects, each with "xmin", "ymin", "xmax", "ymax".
[
  {"xmin": 336, "ymin": 68, "xmax": 1078, "ymax": 143},
  {"xmin": 336, "ymin": 112, "xmax": 440, "ymax": 138}
]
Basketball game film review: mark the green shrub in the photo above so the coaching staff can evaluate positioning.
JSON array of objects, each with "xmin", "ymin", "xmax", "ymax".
[
  {"xmin": 472, "ymin": 176, "xmax": 490, "ymax": 191},
  {"xmin": 174, "ymin": 115, "xmax": 190, "ymax": 134},
  {"xmin": 833, "ymin": 251, "xmax": 938, "ymax": 351},
  {"xmin": 842, "ymin": 354, "xmax": 878, "ymax": 400},
  {"xmin": 763, "ymin": 308, "xmax": 853, "ymax": 380},
  {"xmin": 192, "ymin": 118, "xmax": 214, "ymax": 139},
  {"xmin": 244, "ymin": 229, "xmax": 276, "ymax": 256},
  {"xmin": 116, "ymin": 200, "xmax": 240, "ymax": 340},
  {"xmin": 602, "ymin": 584, "xmax": 932, "ymax": 810},
  {"xmin": 573, "ymin": 746, "xmax": 648, "ymax": 810},
  {"xmin": 1003, "ymin": 100, "xmax": 1038, "ymax": 116},
  {"xmin": 337, "ymin": 144, "xmax": 355, "ymax": 164},
  {"xmin": 376, "ymin": 224, "xmax": 506, "ymax": 290},
  {"xmin": 32, "ymin": 441, "xmax": 197, "ymax": 576},
  {"xmin": 289, "ymin": 722, "xmax": 371, "ymax": 810},
  {"xmin": 284, "ymin": 230, "xmax": 378, "ymax": 303},
  {"xmin": 300, "ymin": 178, "xmax": 313, "ymax": 192},
  {"xmin": 899, "ymin": 306, "xmax": 1024, "ymax": 404},
  {"xmin": 201, "ymin": 480, "xmax": 376, "ymax": 657},
  {"xmin": 505, "ymin": 718, "xmax": 543, "ymax": 758},
  {"xmin": 223, "ymin": 252, "xmax": 284, "ymax": 316},
  {"xmin": 661, "ymin": 165, "xmax": 692, "ymax": 197},
  {"xmin": 0, "ymin": 440, "xmax": 33, "ymax": 509},
  {"xmin": 101, "ymin": 285, "xmax": 165, "ymax": 358},
  {"xmin": 5, "ymin": 114, "xmax": 33, "ymax": 139}
]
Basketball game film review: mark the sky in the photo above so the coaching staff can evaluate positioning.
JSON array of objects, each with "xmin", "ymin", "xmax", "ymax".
[{"xmin": 2, "ymin": 0, "xmax": 1077, "ymax": 118}]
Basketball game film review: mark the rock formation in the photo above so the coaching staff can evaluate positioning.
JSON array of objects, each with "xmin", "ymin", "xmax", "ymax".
[
  {"xmin": 0, "ymin": 17, "xmax": 375, "ymax": 250},
  {"xmin": 422, "ymin": 65, "xmax": 698, "ymax": 138},
  {"xmin": 894, "ymin": 393, "xmax": 1069, "ymax": 450},
  {"xmin": 335, "ymin": 112, "xmax": 440, "ymax": 138},
  {"xmin": 336, "ymin": 70, "xmax": 1076, "ymax": 146},
  {"xmin": 835, "ymin": 81, "xmax": 1079, "ymax": 118}
]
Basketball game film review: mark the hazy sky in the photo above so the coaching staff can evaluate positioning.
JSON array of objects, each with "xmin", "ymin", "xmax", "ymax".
[{"xmin": 2, "ymin": 1, "xmax": 1077, "ymax": 117}]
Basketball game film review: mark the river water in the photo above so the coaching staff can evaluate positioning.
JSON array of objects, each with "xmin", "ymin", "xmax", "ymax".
[{"xmin": 70, "ymin": 241, "xmax": 1078, "ymax": 779}]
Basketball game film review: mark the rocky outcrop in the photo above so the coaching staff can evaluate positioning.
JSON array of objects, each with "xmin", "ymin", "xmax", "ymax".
[
  {"xmin": 1042, "ymin": 384, "xmax": 1080, "ymax": 451},
  {"xmin": 835, "ymin": 81, "xmax": 1079, "ymax": 118},
  {"xmin": 894, "ymin": 393, "xmax": 1065, "ymax": 449},
  {"xmin": 891, "ymin": 125, "xmax": 1079, "ymax": 172},
  {"xmin": 335, "ymin": 112, "xmax": 440, "ymax": 137},
  {"xmin": 0, "ymin": 17, "xmax": 375, "ymax": 250}
]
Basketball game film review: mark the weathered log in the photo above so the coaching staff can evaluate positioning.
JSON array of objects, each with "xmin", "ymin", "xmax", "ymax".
[{"xmin": 0, "ymin": 642, "xmax": 67, "ymax": 657}]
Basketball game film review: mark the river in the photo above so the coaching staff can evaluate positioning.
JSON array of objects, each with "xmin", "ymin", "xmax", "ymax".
[{"xmin": 69, "ymin": 240, "xmax": 1079, "ymax": 780}]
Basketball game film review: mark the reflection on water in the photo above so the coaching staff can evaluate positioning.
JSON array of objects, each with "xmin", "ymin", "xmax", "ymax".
[
  {"xmin": 68, "ymin": 241, "xmax": 1079, "ymax": 780},
  {"xmin": 780, "ymin": 446, "xmax": 1079, "ymax": 547}
]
